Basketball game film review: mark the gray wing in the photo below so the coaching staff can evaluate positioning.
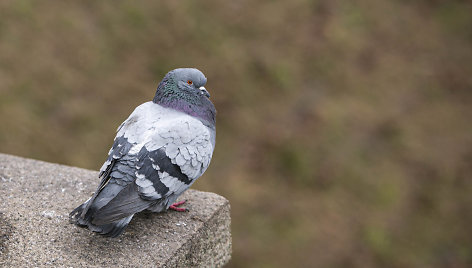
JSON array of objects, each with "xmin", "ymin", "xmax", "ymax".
[
  {"xmin": 91, "ymin": 105, "xmax": 214, "ymax": 225},
  {"xmin": 78, "ymin": 134, "xmax": 134, "ymax": 220}
]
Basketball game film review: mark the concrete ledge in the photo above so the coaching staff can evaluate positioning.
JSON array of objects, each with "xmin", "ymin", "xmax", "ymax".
[{"xmin": 0, "ymin": 153, "xmax": 231, "ymax": 267}]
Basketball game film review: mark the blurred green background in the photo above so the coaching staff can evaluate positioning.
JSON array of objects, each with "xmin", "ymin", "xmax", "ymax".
[{"xmin": 0, "ymin": 1, "xmax": 471, "ymax": 267}]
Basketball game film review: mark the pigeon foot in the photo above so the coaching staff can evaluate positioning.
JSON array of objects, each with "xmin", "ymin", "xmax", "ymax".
[{"xmin": 169, "ymin": 200, "xmax": 188, "ymax": 212}]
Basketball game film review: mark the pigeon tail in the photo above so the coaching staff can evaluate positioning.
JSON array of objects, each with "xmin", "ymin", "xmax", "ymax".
[{"xmin": 69, "ymin": 201, "xmax": 134, "ymax": 238}]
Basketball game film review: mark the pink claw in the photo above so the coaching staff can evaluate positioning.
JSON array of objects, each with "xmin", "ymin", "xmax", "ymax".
[{"xmin": 169, "ymin": 200, "xmax": 188, "ymax": 212}]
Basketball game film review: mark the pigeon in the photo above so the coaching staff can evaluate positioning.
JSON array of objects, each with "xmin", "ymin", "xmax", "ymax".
[{"xmin": 69, "ymin": 68, "xmax": 216, "ymax": 237}]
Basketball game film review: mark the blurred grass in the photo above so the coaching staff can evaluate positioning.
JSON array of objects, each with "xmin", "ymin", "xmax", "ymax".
[{"xmin": 0, "ymin": 0, "xmax": 471, "ymax": 267}]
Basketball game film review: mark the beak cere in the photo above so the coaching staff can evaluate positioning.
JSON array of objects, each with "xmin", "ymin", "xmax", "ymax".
[{"xmin": 199, "ymin": 86, "xmax": 210, "ymax": 98}]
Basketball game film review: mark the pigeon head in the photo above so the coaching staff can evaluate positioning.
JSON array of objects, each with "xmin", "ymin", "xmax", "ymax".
[
  {"xmin": 173, "ymin": 68, "xmax": 209, "ymax": 97},
  {"xmin": 153, "ymin": 68, "xmax": 216, "ymax": 127}
]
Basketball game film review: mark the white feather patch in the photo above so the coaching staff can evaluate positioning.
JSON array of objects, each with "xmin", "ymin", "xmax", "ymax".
[{"xmin": 159, "ymin": 171, "xmax": 188, "ymax": 194}]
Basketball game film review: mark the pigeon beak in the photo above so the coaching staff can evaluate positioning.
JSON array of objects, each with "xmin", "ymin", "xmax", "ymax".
[{"xmin": 199, "ymin": 86, "xmax": 210, "ymax": 98}]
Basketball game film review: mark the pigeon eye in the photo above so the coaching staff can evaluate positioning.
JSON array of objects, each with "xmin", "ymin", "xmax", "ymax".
[{"xmin": 187, "ymin": 80, "xmax": 193, "ymax": 85}]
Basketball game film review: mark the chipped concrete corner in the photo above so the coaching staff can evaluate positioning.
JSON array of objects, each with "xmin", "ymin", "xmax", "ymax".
[{"xmin": 0, "ymin": 153, "xmax": 231, "ymax": 267}]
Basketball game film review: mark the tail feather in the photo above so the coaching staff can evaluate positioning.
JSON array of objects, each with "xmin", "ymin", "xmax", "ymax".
[
  {"xmin": 69, "ymin": 199, "xmax": 91, "ymax": 226},
  {"xmin": 69, "ymin": 200, "xmax": 134, "ymax": 238}
]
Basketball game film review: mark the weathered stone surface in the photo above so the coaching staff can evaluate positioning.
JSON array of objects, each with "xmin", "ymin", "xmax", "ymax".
[{"xmin": 0, "ymin": 153, "xmax": 231, "ymax": 267}]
